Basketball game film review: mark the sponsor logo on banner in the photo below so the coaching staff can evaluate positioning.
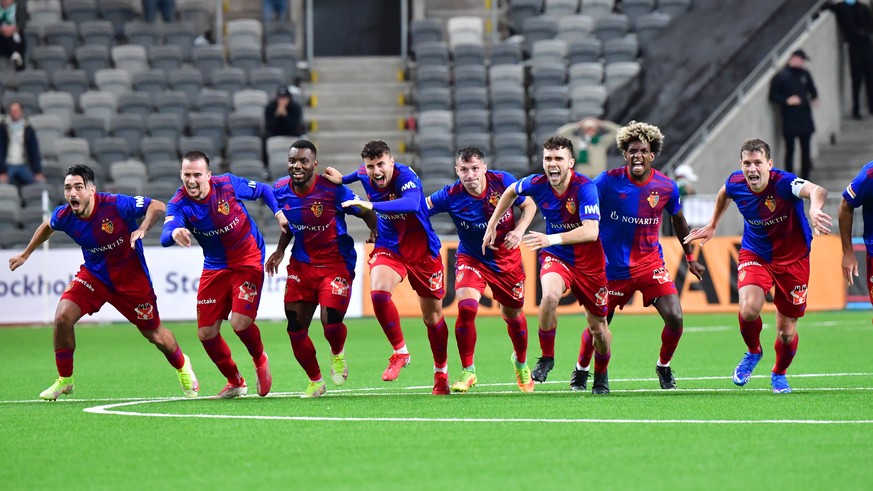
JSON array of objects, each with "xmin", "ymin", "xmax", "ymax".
[
  {"xmin": 595, "ymin": 287, "xmax": 608, "ymax": 306},
  {"xmin": 652, "ymin": 267, "xmax": 671, "ymax": 284},
  {"xmin": 647, "ymin": 192, "xmax": 659, "ymax": 208},
  {"xmin": 310, "ymin": 201, "xmax": 323, "ymax": 218},
  {"xmin": 331, "ymin": 277, "xmax": 350, "ymax": 296},
  {"xmin": 238, "ymin": 281, "xmax": 258, "ymax": 302},
  {"xmin": 791, "ymin": 285, "xmax": 808, "ymax": 305},
  {"xmin": 101, "ymin": 219, "xmax": 114, "ymax": 234},
  {"xmin": 135, "ymin": 303, "xmax": 154, "ymax": 320},
  {"xmin": 429, "ymin": 271, "xmax": 444, "ymax": 291},
  {"xmin": 565, "ymin": 198, "xmax": 576, "ymax": 214},
  {"xmin": 765, "ymin": 196, "xmax": 776, "ymax": 213},
  {"xmin": 217, "ymin": 200, "xmax": 230, "ymax": 215}
]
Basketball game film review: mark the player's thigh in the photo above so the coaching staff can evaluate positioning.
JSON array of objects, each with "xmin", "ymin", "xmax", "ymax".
[
  {"xmin": 316, "ymin": 268, "xmax": 354, "ymax": 313},
  {"xmin": 59, "ymin": 267, "xmax": 109, "ymax": 322},
  {"xmin": 569, "ymin": 266, "xmax": 608, "ymax": 317},
  {"xmin": 108, "ymin": 284, "xmax": 162, "ymax": 331},
  {"xmin": 368, "ymin": 248, "xmax": 406, "ymax": 291},
  {"xmin": 228, "ymin": 267, "xmax": 265, "ymax": 320},
  {"xmin": 484, "ymin": 265, "xmax": 524, "ymax": 309},
  {"xmin": 771, "ymin": 257, "xmax": 810, "ymax": 319},
  {"xmin": 197, "ymin": 269, "xmax": 233, "ymax": 328},
  {"xmin": 406, "ymin": 254, "xmax": 445, "ymax": 299}
]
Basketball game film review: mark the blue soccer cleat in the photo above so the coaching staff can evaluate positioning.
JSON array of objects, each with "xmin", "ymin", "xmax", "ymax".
[
  {"xmin": 771, "ymin": 372, "xmax": 792, "ymax": 394},
  {"xmin": 732, "ymin": 351, "xmax": 762, "ymax": 386}
]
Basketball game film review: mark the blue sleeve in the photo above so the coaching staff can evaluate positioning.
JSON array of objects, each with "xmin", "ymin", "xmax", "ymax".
[
  {"xmin": 514, "ymin": 175, "xmax": 535, "ymax": 197},
  {"xmin": 342, "ymin": 165, "xmax": 365, "ymax": 185},
  {"xmin": 592, "ymin": 171, "xmax": 608, "ymax": 199},
  {"xmin": 116, "ymin": 194, "xmax": 152, "ymax": 221},
  {"xmin": 338, "ymin": 184, "xmax": 364, "ymax": 216},
  {"xmin": 844, "ymin": 164, "xmax": 873, "ymax": 208},
  {"xmin": 775, "ymin": 172, "xmax": 800, "ymax": 201},
  {"xmin": 371, "ymin": 170, "xmax": 423, "ymax": 213},
  {"xmin": 577, "ymin": 182, "xmax": 601, "ymax": 221},
  {"xmin": 49, "ymin": 205, "xmax": 67, "ymax": 232},
  {"xmin": 499, "ymin": 172, "xmax": 525, "ymax": 208},
  {"xmin": 666, "ymin": 181, "xmax": 682, "ymax": 215},
  {"xmin": 230, "ymin": 174, "xmax": 280, "ymax": 214},
  {"xmin": 427, "ymin": 186, "xmax": 450, "ymax": 216},
  {"xmin": 160, "ymin": 200, "xmax": 188, "ymax": 247},
  {"xmin": 724, "ymin": 175, "xmax": 737, "ymax": 200}
]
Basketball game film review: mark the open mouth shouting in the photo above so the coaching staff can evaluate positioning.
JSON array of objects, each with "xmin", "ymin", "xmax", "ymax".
[{"xmin": 69, "ymin": 196, "xmax": 83, "ymax": 215}]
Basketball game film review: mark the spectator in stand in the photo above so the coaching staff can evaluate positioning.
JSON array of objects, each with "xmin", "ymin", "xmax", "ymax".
[
  {"xmin": 556, "ymin": 117, "xmax": 621, "ymax": 178},
  {"xmin": 821, "ymin": 0, "xmax": 873, "ymax": 119},
  {"xmin": 769, "ymin": 49, "xmax": 818, "ymax": 180},
  {"xmin": 0, "ymin": 0, "xmax": 25, "ymax": 70},
  {"xmin": 263, "ymin": 0, "xmax": 287, "ymax": 23},
  {"xmin": 142, "ymin": 0, "xmax": 176, "ymax": 23},
  {"xmin": 0, "ymin": 102, "xmax": 43, "ymax": 187},
  {"xmin": 673, "ymin": 164, "xmax": 698, "ymax": 197},
  {"xmin": 265, "ymin": 85, "xmax": 305, "ymax": 139}
]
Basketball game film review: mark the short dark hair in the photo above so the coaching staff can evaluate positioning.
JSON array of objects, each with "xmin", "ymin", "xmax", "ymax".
[
  {"xmin": 740, "ymin": 138, "xmax": 771, "ymax": 160},
  {"xmin": 543, "ymin": 135, "xmax": 574, "ymax": 158},
  {"xmin": 64, "ymin": 164, "xmax": 95, "ymax": 186},
  {"xmin": 182, "ymin": 150, "xmax": 210, "ymax": 167},
  {"xmin": 456, "ymin": 146, "xmax": 484, "ymax": 163},
  {"xmin": 361, "ymin": 140, "xmax": 391, "ymax": 160},
  {"xmin": 290, "ymin": 139, "xmax": 317, "ymax": 157}
]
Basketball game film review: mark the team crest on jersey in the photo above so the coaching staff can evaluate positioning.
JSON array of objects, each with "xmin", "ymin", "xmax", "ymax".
[
  {"xmin": 311, "ymin": 201, "xmax": 324, "ymax": 217},
  {"xmin": 647, "ymin": 192, "xmax": 659, "ymax": 208},
  {"xmin": 331, "ymin": 277, "xmax": 350, "ymax": 297},
  {"xmin": 135, "ymin": 303, "xmax": 154, "ymax": 320},
  {"xmin": 456, "ymin": 270, "xmax": 465, "ymax": 283},
  {"xmin": 765, "ymin": 196, "xmax": 776, "ymax": 213},
  {"xmin": 542, "ymin": 256, "xmax": 555, "ymax": 270},
  {"xmin": 790, "ymin": 284, "xmax": 808, "ymax": 305},
  {"xmin": 738, "ymin": 270, "xmax": 746, "ymax": 282},
  {"xmin": 217, "ymin": 199, "xmax": 230, "ymax": 215},
  {"xmin": 238, "ymin": 281, "xmax": 258, "ymax": 302},
  {"xmin": 652, "ymin": 267, "xmax": 671, "ymax": 284},
  {"xmin": 388, "ymin": 193, "xmax": 397, "ymax": 201},
  {"xmin": 565, "ymin": 199, "xmax": 576, "ymax": 214},
  {"xmin": 429, "ymin": 271, "xmax": 444, "ymax": 291},
  {"xmin": 512, "ymin": 281, "xmax": 524, "ymax": 300},
  {"xmin": 101, "ymin": 219, "xmax": 114, "ymax": 234},
  {"xmin": 488, "ymin": 192, "xmax": 500, "ymax": 207},
  {"xmin": 595, "ymin": 287, "xmax": 608, "ymax": 306}
]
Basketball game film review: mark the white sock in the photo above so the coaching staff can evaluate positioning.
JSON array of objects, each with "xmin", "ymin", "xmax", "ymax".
[
  {"xmin": 434, "ymin": 365, "xmax": 448, "ymax": 373},
  {"xmin": 657, "ymin": 360, "xmax": 670, "ymax": 368},
  {"xmin": 395, "ymin": 345, "xmax": 409, "ymax": 355},
  {"xmin": 576, "ymin": 363, "xmax": 590, "ymax": 371}
]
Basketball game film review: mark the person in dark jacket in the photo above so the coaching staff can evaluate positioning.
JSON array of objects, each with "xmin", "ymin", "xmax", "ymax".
[
  {"xmin": 769, "ymin": 49, "xmax": 818, "ymax": 180},
  {"xmin": 265, "ymin": 85, "xmax": 304, "ymax": 138},
  {"xmin": 0, "ymin": 102, "xmax": 43, "ymax": 187},
  {"xmin": 821, "ymin": 0, "xmax": 873, "ymax": 119}
]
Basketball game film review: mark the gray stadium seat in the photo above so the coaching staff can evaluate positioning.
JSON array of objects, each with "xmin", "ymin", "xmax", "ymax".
[
  {"xmin": 132, "ymin": 69, "xmax": 168, "ymax": 102},
  {"xmin": 51, "ymin": 69, "xmax": 89, "ymax": 105},
  {"xmin": 149, "ymin": 45, "xmax": 184, "ymax": 73},
  {"xmin": 40, "ymin": 90, "xmax": 77, "ymax": 135},
  {"xmin": 110, "ymin": 114, "xmax": 146, "ymax": 155},
  {"xmin": 63, "ymin": 0, "xmax": 99, "ymax": 23},
  {"xmin": 78, "ymin": 20, "xmax": 114, "ymax": 47},
  {"xmin": 417, "ymin": 87, "xmax": 452, "ymax": 112},
  {"xmin": 147, "ymin": 113, "xmax": 185, "ymax": 141},
  {"xmin": 452, "ymin": 43, "xmax": 485, "ymax": 67},
  {"xmin": 117, "ymin": 91, "xmax": 153, "ymax": 117},
  {"xmin": 455, "ymin": 109, "xmax": 489, "ymax": 135},
  {"xmin": 74, "ymin": 44, "xmax": 110, "ymax": 85},
  {"xmin": 264, "ymin": 43, "xmax": 298, "ymax": 84},
  {"xmin": 43, "ymin": 21, "xmax": 78, "ymax": 60},
  {"xmin": 210, "ymin": 67, "xmax": 247, "ymax": 93},
  {"xmin": 124, "ymin": 21, "xmax": 161, "ymax": 47}
]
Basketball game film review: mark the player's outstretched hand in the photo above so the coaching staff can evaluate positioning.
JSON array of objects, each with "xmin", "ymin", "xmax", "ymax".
[
  {"xmin": 172, "ymin": 227, "xmax": 192, "ymax": 247},
  {"xmin": 8, "ymin": 253, "xmax": 27, "ymax": 271},
  {"xmin": 809, "ymin": 208, "xmax": 832, "ymax": 236},
  {"xmin": 842, "ymin": 251, "xmax": 859, "ymax": 286},
  {"xmin": 688, "ymin": 260, "xmax": 706, "ymax": 281},
  {"xmin": 265, "ymin": 250, "xmax": 284, "ymax": 277},
  {"xmin": 323, "ymin": 167, "xmax": 343, "ymax": 185},
  {"xmin": 130, "ymin": 228, "xmax": 147, "ymax": 247},
  {"xmin": 341, "ymin": 199, "xmax": 373, "ymax": 211},
  {"xmin": 366, "ymin": 228, "xmax": 377, "ymax": 244},
  {"xmin": 522, "ymin": 231, "xmax": 549, "ymax": 251},
  {"xmin": 275, "ymin": 210, "xmax": 289, "ymax": 231},
  {"xmin": 683, "ymin": 224, "xmax": 714, "ymax": 246},
  {"xmin": 503, "ymin": 229, "xmax": 522, "ymax": 250},
  {"xmin": 482, "ymin": 226, "xmax": 498, "ymax": 253}
]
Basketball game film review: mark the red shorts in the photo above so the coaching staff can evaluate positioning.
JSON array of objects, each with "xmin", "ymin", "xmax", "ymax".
[
  {"xmin": 197, "ymin": 266, "xmax": 264, "ymax": 327},
  {"xmin": 455, "ymin": 254, "xmax": 525, "ymax": 309},
  {"xmin": 368, "ymin": 247, "xmax": 445, "ymax": 299},
  {"xmin": 539, "ymin": 252, "xmax": 608, "ymax": 317},
  {"xmin": 608, "ymin": 262, "xmax": 678, "ymax": 312},
  {"xmin": 867, "ymin": 254, "xmax": 873, "ymax": 307},
  {"xmin": 283, "ymin": 257, "xmax": 353, "ymax": 312},
  {"xmin": 737, "ymin": 250, "xmax": 809, "ymax": 318},
  {"xmin": 61, "ymin": 266, "xmax": 161, "ymax": 331}
]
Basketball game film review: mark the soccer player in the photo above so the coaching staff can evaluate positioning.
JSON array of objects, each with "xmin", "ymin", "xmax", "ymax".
[
  {"xmin": 161, "ymin": 151, "xmax": 287, "ymax": 398},
  {"xmin": 590, "ymin": 121, "xmax": 705, "ymax": 391},
  {"xmin": 839, "ymin": 161, "xmax": 873, "ymax": 298},
  {"xmin": 684, "ymin": 138, "xmax": 831, "ymax": 394},
  {"xmin": 8, "ymin": 164, "xmax": 199, "ymax": 400},
  {"xmin": 323, "ymin": 140, "xmax": 451, "ymax": 395},
  {"xmin": 426, "ymin": 147, "xmax": 537, "ymax": 393},
  {"xmin": 266, "ymin": 140, "xmax": 376, "ymax": 398},
  {"xmin": 484, "ymin": 136, "xmax": 614, "ymax": 395}
]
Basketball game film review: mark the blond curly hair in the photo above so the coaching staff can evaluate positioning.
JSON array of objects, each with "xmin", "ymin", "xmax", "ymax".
[{"xmin": 615, "ymin": 121, "xmax": 664, "ymax": 155}]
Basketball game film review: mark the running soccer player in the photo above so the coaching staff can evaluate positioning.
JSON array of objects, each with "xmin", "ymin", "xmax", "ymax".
[
  {"xmin": 839, "ymin": 161, "xmax": 873, "ymax": 301},
  {"xmin": 8, "ymin": 164, "xmax": 199, "ymax": 400},
  {"xmin": 161, "ymin": 151, "xmax": 287, "ymax": 398},
  {"xmin": 484, "ymin": 135, "xmax": 614, "ymax": 395},
  {"xmin": 684, "ymin": 138, "xmax": 831, "ymax": 394},
  {"xmin": 589, "ymin": 121, "xmax": 705, "ymax": 391},
  {"xmin": 324, "ymin": 140, "xmax": 451, "ymax": 395},
  {"xmin": 266, "ymin": 140, "xmax": 376, "ymax": 398},
  {"xmin": 427, "ymin": 146, "xmax": 537, "ymax": 393}
]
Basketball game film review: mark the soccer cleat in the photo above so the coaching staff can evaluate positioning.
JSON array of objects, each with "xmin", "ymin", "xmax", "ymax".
[
  {"xmin": 451, "ymin": 368, "xmax": 478, "ymax": 393},
  {"xmin": 301, "ymin": 380, "xmax": 327, "ymax": 398},
  {"xmin": 381, "ymin": 352, "xmax": 411, "ymax": 381},
  {"xmin": 656, "ymin": 365, "xmax": 677, "ymax": 390},
  {"xmin": 432, "ymin": 372, "xmax": 450, "ymax": 395},
  {"xmin": 330, "ymin": 353, "xmax": 349, "ymax": 386},
  {"xmin": 512, "ymin": 354, "xmax": 535, "ymax": 393},
  {"xmin": 531, "ymin": 356, "xmax": 555, "ymax": 382},
  {"xmin": 569, "ymin": 368, "xmax": 590, "ymax": 391},
  {"xmin": 771, "ymin": 372, "xmax": 792, "ymax": 394},
  {"xmin": 218, "ymin": 380, "xmax": 247, "ymax": 398},
  {"xmin": 176, "ymin": 354, "xmax": 200, "ymax": 397},
  {"xmin": 732, "ymin": 351, "xmax": 762, "ymax": 386},
  {"xmin": 592, "ymin": 370, "xmax": 610, "ymax": 395},
  {"xmin": 255, "ymin": 353, "xmax": 272, "ymax": 397},
  {"xmin": 39, "ymin": 376, "xmax": 74, "ymax": 400}
]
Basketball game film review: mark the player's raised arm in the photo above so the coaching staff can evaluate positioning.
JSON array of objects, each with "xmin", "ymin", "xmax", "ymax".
[
  {"xmin": 131, "ymin": 199, "xmax": 166, "ymax": 247},
  {"xmin": 8, "ymin": 219, "xmax": 54, "ymax": 271},
  {"xmin": 160, "ymin": 200, "xmax": 191, "ymax": 247},
  {"xmin": 323, "ymin": 166, "xmax": 357, "ymax": 185},
  {"xmin": 796, "ymin": 180, "xmax": 832, "ymax": 235},
  {"xmin": 483, "ymin": 184, "xmax": 521, "ymax": 253},
  {"xmin": 504, "ymin": 196, "xmax": 536, "ymax": 250},
  {"xmin": 839, "ymin": 198, "xmax": 858, "ymax": 285},
  {"xmin": 684, "ymin": 185, "xmax": 731, "ymax": 245},
  {"xmin": 522, "ymin": 218, "xmax": 599, "ymax": 250}
]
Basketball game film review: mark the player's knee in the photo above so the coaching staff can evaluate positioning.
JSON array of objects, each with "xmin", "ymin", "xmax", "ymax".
[
  {"xmin": 285, "ymin": 310, "xmax": 304, "ymax": 332},
  {"xmin": 324, "ymin": 308, "xmax": 344, "ymax": 325},
  {"xmin": 663, "ymin": 309, "xmax": 683, "ymax": 330},
  {"xmin": 739, "ymin": 307, "xmax": 760, "ymax": 322},
  {"xmin": 540, "ymin": 292, "xmax": 560, "ymax": 310}
]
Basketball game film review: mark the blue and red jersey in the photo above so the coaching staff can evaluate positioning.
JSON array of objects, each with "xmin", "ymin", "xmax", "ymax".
[
  {"xmin": 842, "ymin": 161, "xmax": 873, "ymax": 255},
  {"xmin": 427, "ymin": 170, "xmax": 524, "ymax": 272},
  {"xmin": 51, "ymin": 193, "xmax": 153, "ymax": 291},
  {"xmin": 594, "ymin": 167, "xmax": 681, "ymax": 280},
  {"xmin": 274, "ymin": 174, "xmax": 359, "ymax": 274},
  {"xmin": 161, "ymin": 173, "xmax": 279, "ymax": 270},
  {"xmin": 514, "ymin": 172, "xmax": 605, "ymax": 270},
  {"xmin": 343, "ymin": 162, "xmax": 441, "ymax": 260},
  {"xmin": 726, "ymin": 169, "xmax": 812, "ymax": 264}
]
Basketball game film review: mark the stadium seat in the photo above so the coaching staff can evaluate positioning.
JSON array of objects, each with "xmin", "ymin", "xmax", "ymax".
[
  {"xmin": 110, "ymin": 114, "xmax": 146, "ymax": 155},
  {"xmin": 567, "ymin": 37, "xmax": 603, "ymax": 65},
  {"xmin": 29, "ymin": 114, "xmax": 65, "ymax": 159},
  {"xmin": 544, "ymin": 0, "xmax": 580, "ymax": 17},
  {"xmin": 117, "ymin": 91, "xmax": 153, "ymax": 117},
  {"xmin": 635, "ymin": 12, "xmax": 671, "ymax": 46},
  {"xmin": 229, "ymin": 45, "xmax": 263, "ymax": 72},
  {"xmin": 154, "ymin": 91, "xmax": 191, "ymax": 125},
  {"xmin": 211, "ymin": 67, "xmax": 247, "ymax": 93},
  {"xmin": 148, "ymin": 45, "xmax": 184, "ymax": 73},
  {"xmin": 188, "ymin": 113, "xmax": 226, "ymax": 151},
  {"xmin": 509, "ymin": 0, "xmax": 543, "ymax": 34},
  {"xmin": 447, "ymin": 16, "xmax": 483, "ymax": 49},
  {"xmin": 530, "ymin": 62, "xmax": 567, "ymax": 90},
  {"xmin": 523, "ymin": 16, "xmax": 559, "ymax": 54},
  {"xmin": 569, "ymin": 62, "xmax": 604, "ymax": 87},
  {"xmin": 570, "ymin": 84, "xmax": 608, "ymax": 117},
  {"xmin": 51, "ymin": 70, "xmax": 89, "ymax": 106},
  {"xmin": 455, "ymin": 109, "xmax": 490, "ymax": 136},
  {"xmin": 232, "ymin": 89, "xmax": 270, "ymax": 115},
  {"xmin": 43, "ymin": 21, "xmax": 78, "ymax": 60},
  {"xmin": 74, "ymin": 45, "xmax": 111, "ymax": 85},
  {"xmin": 98, "ymin": 0, "xmax": 137, "ymax": 37},
  {"xmin": 489, "ymin": 64, "xmax": 525, "ymax": 88},
  {"xmin": 264, "ymin": 43, "xmax": 298, "ymax": 84},
  {"xmin": 226, "ymin": 136, "xmax": 263, "ymax": 162},
  {"xmin": 93, "ymin": 137, "xmax": 130, "ymax": 170},
  {"xmin": 452, "ymin": 43, "xmax": 485, "ymax": 67},
  {"xmin": 493, "ymin": 155, "xmax": 532, "ymax": 176},
  {"xmin": 27, "ymin": 0, "xmax": 63, "ymax": 29},
  {"xmin": 264, "ymin": 21, "xmax": 296, "ymax": 45},
  {"xmin": 168, "ymin": 69, "xmax": 206, "ymax": 100},
  {"xmin": 124, "ymin": 21, "xmax": 161, "ymax": 47},
  {"xmin": 228, "ymin": 111, "xmax": 263, "ymax": 137},
  {"xmin": 416, "ymin": 87, "xmax": 452, "ymax": 112},
  {"xmin": 417, "ymin": 110, "xmax": 453, "ymax": 134},
  {"xmin": 79, "ymin": 20, "xmax": 114, "ymax": 47},
  {"xmin": 580, "ymin": 0, "xmax": 614, "ymax": 19},
  {"xmin": 109, "ymin": 160, "xmax": 148, "ymax": 185},
  {"xmin": 14, "ymin": 70, "xmax": 50, "ymax": 97},
  {"xmin": 147, "ymin": 113, "xmax": 185, "ymax": 141},
  {"xmin": 418, "ymin": 133, "xmax": 454, "ymax": 161},
  {"xmin": 454, "ymin": 65, "xmax": 487, "ymax": 91},
  {"xmin": 249, "ymin": 67, "xmax": 285, "ymax": 94},
  {"xmin": 456, "ymin": 132, "xmax": 492, "ymax": 157},
  {"xmin": 491, "ymin": 109, "xmax": 527, "ymax": 135},
  {"xmin": 604, "ymin": 60, "xmax": 641, "ymax": 92},
  {"xmin": 603, "ymin": 35, "xmax": 639, "ymax": 63},
  {"xmin": 197, "ymin": 89, "xmax": 233, "ymax": 118},
  {"xmin": 489, "ymin": 85, "xmax": 526, "ymax": 111},
  {"xmin": 417, "ymin": 157, "xmax": 456, "ymax": 179},
  {"xmin": 71, "ymin": 114, "xmax": 107, "ymax": 149},
  {"xmin": 55, "ymin": 137, "xmax": 91, "ymax": 168},
  {"xmin": 454, "ymin": 87, "xmax": 489, "ymax": 112},
  {"xmin": 415, "ymin": 65, "xmax": 450, "ymax": 91},
  {"xmin": 148, "ymin": 160, "xmax": 183, "ymax": 184},
  {"xmin": 162, "ymin": 23, "xmax": 197, "ymax": 61},
  {"xmin": 192, "ymin": 45, "xmax": 226, "ymax": 82},
  {"xmin": 112, "ymin": 45, "xmax": 149, "ymax": 76},
  {"xmin": 531, "ymin": 39, "xmax": 568, "ymax": 65},
  {"xmin": 411, "ymin": 18, "xmax": 444, "ymax": 48},
  {"xmin": 32, "ymin": 46, "xmax": 67, "ymax": 74},
  {"xmin": 178, "ymin": 0, "xmax": 213, "ymax": 35},
  {"xmin": 593, "ymin": 14, "xmax": 629, "ymax": 42},
  {"xmin": 39, "ymin": 91, "xmax": 75, "ymax": 134},
  {"xmin": 229, "ymin": 160, "xmax": 266, "ymax": 182},
  {"xmin": 494, "ymin": 133, "xmax": 530, "ymax": 160},
  {"xmin": 63, "ymin": 0, "xmax": 99, "ymax": 23},
  {"xmin": 557, "ymin": 15, "xmax": 595, "ymax": 43},
  {"xmin": 95, "ymin": 69, "xmax": 133, "ymax": 97},
  {"xmin": 266, "ymin": 136, "xmax": 296, "ymax": 167},
  {"xmin": 227, "ymin": 19, "xmax": 263, "ymax": 48},
  {"xmin": 415, "ymin": 41, "xmax": 450, "ymax": 68},
  {"xmin": 132, "ymin": 69, "xmax": 168, "ymax": 102},
  {"xmin": 80, "ymin": 91, "xmax": 118, "ymax": 131},
  {"xmin": 143, "ymin": 180, "xmax": 180, "ymax": 201},
  {"xmin": 622, "ymin": 0, "xmax": 656, "ymax": 25},
  {"xmin": 532, "ymin": 85, "xmax": 570, "ymax": 110}
]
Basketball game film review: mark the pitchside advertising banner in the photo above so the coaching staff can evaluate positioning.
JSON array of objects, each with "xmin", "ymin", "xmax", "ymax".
[{"xmin": 0, "ymin": 236, "xmax": 856, "ymax": 325}]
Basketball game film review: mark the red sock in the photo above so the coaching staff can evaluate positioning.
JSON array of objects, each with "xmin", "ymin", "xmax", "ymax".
[
  {"xmin": 455, "ymin": 299, "xmax": 478, "ymax": 367},
  {"xmin": 371, "ymin": 290, "xmax": 405, "ymax": 349},
  {"xmin": 539, "ymin": 328, "xmax": 556, "ymax": 358},
  {"xmin": 234, "ymin": 323, "xmax": 265, "ymax": 361},
  {"xmin": 659, "ymin": 326, "xmax": 683, "ymax": 365},
  {"xmin": 322, "ymin": 322, "xmax": 348, "ymax": 355},
  {"xmin": 427, "ymin": 317, "xmax": 449, "ymax": 369},
  {"xmin": 55, "ymin": 348, "xmax": 74, "ymax": 377},
  {"xmin": 772, "ymin": 333, "xmax": 799, "ymax": 375},
  {"xmin": 288, "ymin": 328, "xmax": 322, "ymax": 381},
  {"xmin": 164, "ymin": 346, "xmax": 185, "ymax": 369},
  {"xmin": 201, "ymin": 335, "xmax": 243, "ymax": 384},
  {"xmin": 504, "ymin": 314, "xmax": 528, "ymax": 363},
  {"xmin": 738, "ymin": 313, "xmax": 763, "ymax": 353},
  {"xmin": 594, "ymin": 350, "xmax": 611, "ymax": 374},
  {"xmin": 578, "ymin": 328, "xmax": 595, "ymax": 368}
]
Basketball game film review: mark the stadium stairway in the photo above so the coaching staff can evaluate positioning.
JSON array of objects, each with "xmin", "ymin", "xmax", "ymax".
[{"xmin": 815, "ymin": 115, "xmax": 873, "ymax": 193}]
